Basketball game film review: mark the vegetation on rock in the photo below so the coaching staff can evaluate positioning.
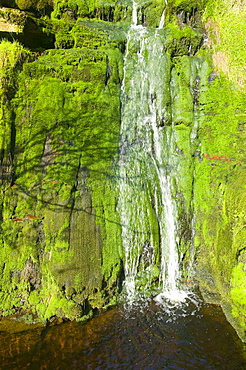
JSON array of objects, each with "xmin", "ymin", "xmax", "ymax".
[{"xmin": 0, "ymin": 0, "xmax": 246, "ymax": 342}]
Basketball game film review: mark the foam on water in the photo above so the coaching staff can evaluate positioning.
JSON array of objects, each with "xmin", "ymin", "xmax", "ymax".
[{"xmin": 155, "ymin": 290, "xmax": 190, "ymax": 304}]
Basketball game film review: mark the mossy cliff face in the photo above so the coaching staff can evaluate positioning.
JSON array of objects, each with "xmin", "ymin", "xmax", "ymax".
[
  {"xmin": 0, "ymin": 29, "xmax": 123, "ymax": 320},
  {"xmin": 192, "ymin": 0, "xmax": 246, "ymax": 342},
  {"xmin": 0, "ymin": 0, "xmax": 203, "ymax": 321},
  {"xmin": 0, "ymin": 0, "xmax": 246, "ymax": 342}
]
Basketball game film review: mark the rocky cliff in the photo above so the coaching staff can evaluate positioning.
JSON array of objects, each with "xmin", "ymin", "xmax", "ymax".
[{"xmin": 0, "ymin": 0, "xmax": 246, "ymax": 341}]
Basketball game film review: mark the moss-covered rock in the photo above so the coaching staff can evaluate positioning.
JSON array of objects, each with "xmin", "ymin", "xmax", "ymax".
[
  {"xmin": 16, "ymin": 0, "xmax": 53, "ymax": 12},
  {"xmin": 51, "ymin": 0, "xmax": 167, "ymax": 27},
  {"xmin": 191, "ymin": 0, "xmax": 246, "ymax": 342},
  {"xmin": 0, "ymin": 31, "xmax": 123, "ymax": 320},
  {"xmin": 0, "ymin": 7, "xmax": 27, "ymax": 33},
  {"xmin": 0, "ymin": 0, "xmax": 246, "ymax": 344}
]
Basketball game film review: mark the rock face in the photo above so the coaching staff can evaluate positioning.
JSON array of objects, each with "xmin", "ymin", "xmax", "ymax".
[
  {"xmin": 0, "ymin": 0, "xmax": 246, "ymax": 341},
  {"xmin": 0, "ymin": 10, "xmax": 124, "ymax": 321},
  {"xmin": 0, "ymin": 7, "xmax": 26, "ymax": 33}
]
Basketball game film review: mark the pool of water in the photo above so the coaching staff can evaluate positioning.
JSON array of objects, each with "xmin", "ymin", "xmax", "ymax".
[{"xmin": 0, "ymin": 298, "xmax": 246, "ymax": 369}]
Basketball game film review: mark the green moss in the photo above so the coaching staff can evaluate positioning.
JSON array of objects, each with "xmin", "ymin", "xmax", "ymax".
[
  {"xmin": 171, "ymin": 0, "xmax": 208, "ymax": 12},
  {"xmin": 231, "ymin": 263, "xmax": 246, "ymax": 314},
  {"xmin": 186, "ymin": 10, "xmax": 246, "ymax": 324},
  {"xmin": 0, "ymin": 7, "xmax": 27, "ymax": 32},
  {"xmin": 52, "ymin": 0, "xmax": 131, "ymax": 23},
  {"xmin": 140, "ymin": 0, "xmax": 165, "ymax": 28},
  {"xmin": 0, "ymin": 41, "xmax": 30, "ymax": 172},
  {"xmin": 1, "ymin": 0, "xmax": 246, "ymax": 341},
  {"xmin": 52, "ymin": 0, "xmax": 165, "ymax": 27},
  {"xmin": 16, "ymin": 0, "xmax": 53, "ymax": 11},
  {"xmin": 171, "ymin": 56, "xmax": 194, "ymax": 125},
  {"xmin": 173, "ymin": 125, "xmax": 193, "ymax": 208},
  {"xmin": 193, "ymin": 47, "xmax": 246, "ymax": 340},
  {"xmin": 0, "ymin": 31, "xmax": 122, "ymax": 320},
  {"xmin": 165, "ymin": 24, "xmax": 203, "ymax": 56},
  {"xmin": 203, "ymin": 0, "xmax": 246, "ymax": 87},
  {"xmin": 230, "ymin": 262, "xmax": 246, "ymax": 334}
]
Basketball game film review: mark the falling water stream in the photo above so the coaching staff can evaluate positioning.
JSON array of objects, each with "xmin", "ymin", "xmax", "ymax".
[{"xmin": 118, "ymin": 1, "xmax": 190, "ymax": 304}]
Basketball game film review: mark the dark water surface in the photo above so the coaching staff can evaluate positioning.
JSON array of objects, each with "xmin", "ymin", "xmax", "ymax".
[{"xmin": 1, "ymin": 299, "xmax": 246, "ymax": 369}]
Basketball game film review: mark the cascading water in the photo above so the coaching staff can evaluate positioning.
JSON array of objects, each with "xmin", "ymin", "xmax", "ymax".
[
  {"xmin": 118, "ymin": 1, "xmax": 190, "ymax": 305},
  {"xmin": 159, "ymin": 0, "xmax": 167, "ymax": 29}
]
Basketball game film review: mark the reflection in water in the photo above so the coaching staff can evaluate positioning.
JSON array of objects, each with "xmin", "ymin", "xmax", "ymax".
[{"xmin": 0, "ymin": 299, "xmax": 246, "ymax": 369}]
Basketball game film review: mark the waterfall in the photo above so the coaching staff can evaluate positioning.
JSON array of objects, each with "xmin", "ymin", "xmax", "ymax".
[
  {"xmin": 159, "ymin": 0, "xmax": 168, "ymax": 29},
  {"xmin": 119, "ymin": 1, "xmax": 189, "ymax": 304},
  {"xmin": 159, "ymin": 10, "xmax": 166, "ymax": 29},
  {"xmin": 132, "ymin": 1, "xmax": 138, "ymax": 26}
]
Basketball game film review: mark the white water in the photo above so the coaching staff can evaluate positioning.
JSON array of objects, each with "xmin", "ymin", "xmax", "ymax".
[
  {"xmin": 159, "ymin": 11, "xmax": 165, "ymax": 29},
  {"xmin": 159, "ymin": 0, "xmax": 168, "ymax": 29},
  {"xmin": 132, "ymin": 1, "xmax": 138, "ymax": 26},
  {"xmin": 119, "ymin": 1, "xmax": 190, "ymax": 305}
]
